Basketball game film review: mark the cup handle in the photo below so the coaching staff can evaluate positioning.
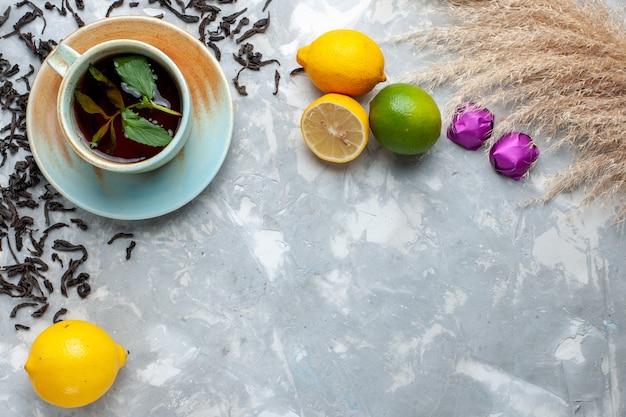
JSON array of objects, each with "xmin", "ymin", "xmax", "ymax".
[{"xmin": 46, "ymin": 44, "xmax": 81, "ymax": 77}]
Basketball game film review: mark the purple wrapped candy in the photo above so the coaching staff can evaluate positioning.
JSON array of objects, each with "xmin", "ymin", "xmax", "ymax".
[
  {"xmin": 447, "ymin": 103, "xmax": 495, "ymax": 150},
  {"xmin": 489, "ymin": 132, "xmax": 540, "ymax": 180}
]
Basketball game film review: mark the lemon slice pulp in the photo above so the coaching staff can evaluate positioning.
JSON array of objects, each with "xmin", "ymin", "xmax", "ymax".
[{"xmin": 300, "ymin": 93, "xmax": 369, "ymax": 163}]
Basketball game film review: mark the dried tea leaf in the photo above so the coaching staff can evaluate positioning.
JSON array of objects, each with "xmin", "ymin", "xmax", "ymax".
[{"xmin": 0, "ymin": 6, "xmax": 11, "ymax": 27}]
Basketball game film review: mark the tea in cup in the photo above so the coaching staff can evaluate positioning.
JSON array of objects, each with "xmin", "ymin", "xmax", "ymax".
[{"xmin": 47, "ymin": 39, "xmax": 192, "ymax": 173}]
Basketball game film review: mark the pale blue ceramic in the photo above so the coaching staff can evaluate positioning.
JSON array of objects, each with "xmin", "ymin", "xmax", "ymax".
[{"xmin": 27, "ymin": 17, "xmax": 233, "ymax": 220}]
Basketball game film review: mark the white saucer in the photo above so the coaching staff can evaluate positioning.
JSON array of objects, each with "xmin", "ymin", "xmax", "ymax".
[{"xmin": 26, "ymin": 16, "xmax": 233, "ymax": 220}]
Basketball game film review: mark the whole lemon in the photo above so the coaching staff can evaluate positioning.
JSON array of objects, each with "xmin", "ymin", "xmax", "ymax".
[
  {"xmin": 369, "ymin": 83, "xmax": 442, "ymax": 155},
  {"xmin": 296, "ymin": 29, "xmax": 386, "ymax": 97},
  {"xmin": 24, "ymin": 320, "xmax": 128, "ymax": 408}
]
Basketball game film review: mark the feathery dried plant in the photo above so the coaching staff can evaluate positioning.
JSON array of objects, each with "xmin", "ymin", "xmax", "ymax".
[{"xmin": 397, "ymin": 0, "xmax": 626, "ymax": 221}]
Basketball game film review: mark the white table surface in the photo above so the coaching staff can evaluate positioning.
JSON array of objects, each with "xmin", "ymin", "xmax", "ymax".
[{"xmin": 0, "ymin": 1, "xmax": 624, "ymax": 416}]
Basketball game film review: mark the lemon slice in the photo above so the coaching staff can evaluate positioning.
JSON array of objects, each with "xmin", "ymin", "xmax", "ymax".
[{"xmin": 300, "ymin": 93, "xmax": 369, "ymax": 163}]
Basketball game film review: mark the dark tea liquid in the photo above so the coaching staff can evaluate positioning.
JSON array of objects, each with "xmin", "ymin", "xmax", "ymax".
[{"xmin": 73, "ymin": 54, "xmax": 182, "ymax": 163}]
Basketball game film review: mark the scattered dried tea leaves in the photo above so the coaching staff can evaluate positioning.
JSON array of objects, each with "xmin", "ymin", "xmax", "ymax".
[
  {"xmin": 9, "ymin": 301, "xmax": 38, "ymax": 318},
  {"xmin": 1, "ymin": 0, "xmax": 281, "ymax": 331},
  {"xmin": 273, "ymin": 69, "xmax": 280, "ymax": 96},
  {"xmin": 1, "ymin": 1, "xmax": 46, "ymax": 39},
  {"xmin": 0, "ymin": 6, "xmax": 11, "ymax": 27},
  {"xmin": 235, "ymin": 12, "xmax": 269, "ymax": 43},
  {"xmin": 107, "ymin": 232, "xmax": 136, "ymax": 261},
  {"xmin": 52, "ymin": 307, "xmax": 67, "ymax": 323},
  {"xmin": 125, "ymin": 241, "xmax": 136, "ymax": 260},
  {"xmin": 222, "ymin": 8, "xmax": 247, "ymax": 25},
  {"xmin": 106, "ymin": 0, "xmax": 125, "ymax": 17},
  {"xmin": 290, "ymin": 67, "xmax": 305, "ymax": 76},
  {"xmin": 70, "ymin": 218, "xmax": 88, "ymax": 230},
  {"xmin": 232, "ymin": 67, "xmax": 247, "ymax": 95},
  {"xmin": 63, "ymin": 0, "xmax": 85, "ymax": 27},
  {"xmin": 107, "ymin": 232, "xmax": 134, "ymax": 245},
  {"xmin": 148, "ymin": 0, "xmax": 199, "ymax": 23},
  {"xmin": 0, "ymin": 54, "xmax": 132, "ymax": 326},
  {"xmin": 192, "ymin": 2, "xmax": 281, "ymax": 95},
  {"xmin": 0, "ymin": 10, "xmax": 93, "ymax": 328},
  {"xmin": 230, "ymin": 42, "xmax": 280, "ymax": 95}
]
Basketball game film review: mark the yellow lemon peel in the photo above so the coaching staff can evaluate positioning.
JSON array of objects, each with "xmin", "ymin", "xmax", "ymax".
[
  {"xmin": 24, "ymin": 320, "xmax": 127, "ymax": 408},
  {"xmin": 297, "ymin": 29, "xmax": 386, "ymax": 97}
]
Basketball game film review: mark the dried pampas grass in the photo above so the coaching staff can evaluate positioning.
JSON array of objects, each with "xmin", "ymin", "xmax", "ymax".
[{"xmin": 398, "ymin": 0, "xmax": 626, "ymax": 221}]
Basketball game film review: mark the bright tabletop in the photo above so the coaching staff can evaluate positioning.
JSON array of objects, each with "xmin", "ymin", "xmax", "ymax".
[{"xmin": 0, "ymin": 1, "xmax": 624, "ymax": 416}]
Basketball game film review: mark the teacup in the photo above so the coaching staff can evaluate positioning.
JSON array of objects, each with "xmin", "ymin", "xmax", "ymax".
[{"xmin": 46, "ymin": 39, "xmax": 192, "ymax": 174}]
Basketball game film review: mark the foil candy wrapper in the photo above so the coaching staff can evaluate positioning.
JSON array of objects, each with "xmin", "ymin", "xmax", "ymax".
[
  {"xmin": 447, "ymin": 103, "xmax": 495, "ymax": 150},
  {"xmin": 489, "ymin": 132, "xmax": 540, "ymax": 180}
]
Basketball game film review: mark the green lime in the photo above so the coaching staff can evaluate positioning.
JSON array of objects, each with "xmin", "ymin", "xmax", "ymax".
[{"xmin": 369, "ymin": 83, "xmax": 442, "ymax": 155}]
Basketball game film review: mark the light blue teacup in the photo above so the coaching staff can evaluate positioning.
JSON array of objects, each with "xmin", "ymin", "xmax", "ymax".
[{"xmin": 47, "ymin": 39, "xmax": 192, "ymax": 174}]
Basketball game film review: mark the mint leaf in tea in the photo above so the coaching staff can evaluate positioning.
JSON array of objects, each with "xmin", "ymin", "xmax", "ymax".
[
  {"xmin": 113, "ymin": 55, "xmax": 156, "ymax": 100},
  {"xmin": 73, "ymin": 54, "xmax": 182, "ymax": 162},
  {"xmin": 120, "ymin": 108, "xmax": 176, "ymax": 147}
]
